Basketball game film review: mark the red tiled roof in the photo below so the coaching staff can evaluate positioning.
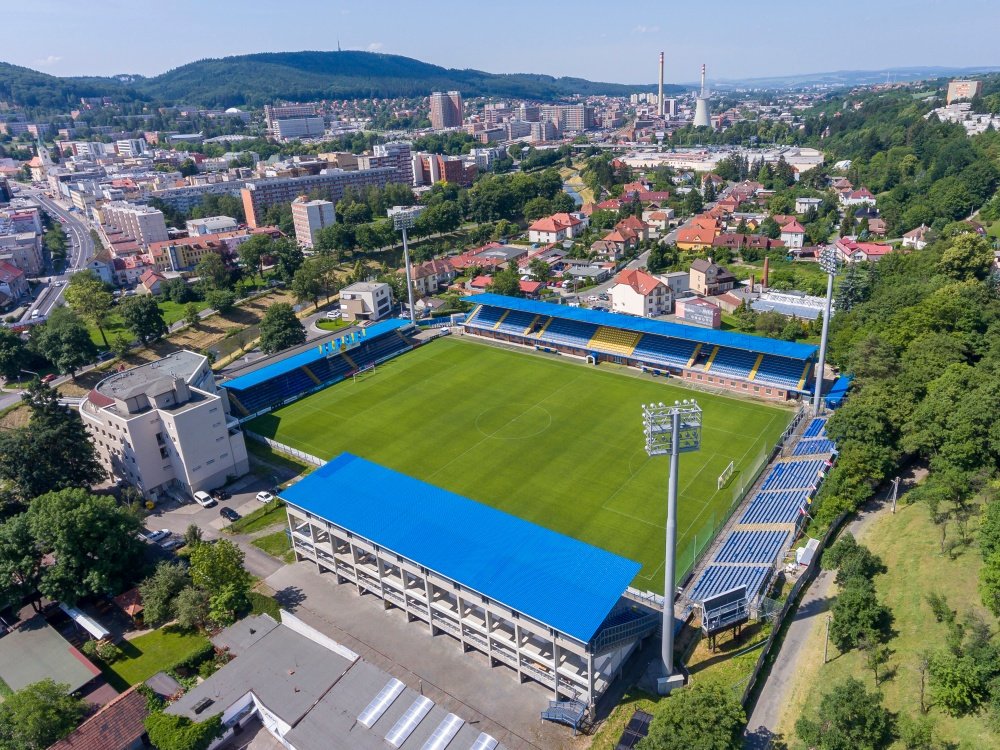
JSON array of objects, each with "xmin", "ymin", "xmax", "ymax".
[
  {"xmin": 49, "ymin": 686, "xmax": 149, "ymax": 750},
  {"xmin": 519, "ymin": 280, "xmax": 544, "ymax": 294},
  {"xmin": 614, "ymin": 268, "xmax": 664, "ymax": 296},
  {"xmin": 616, "ymin": 216, "xmax": 648, "ymax": 231},
  {"xmin": 0, "ymin": 260, "xmax": 25, "ymax": 283},
  {"xmin": 781, "ymin": 219, "xmax": 805, "ymax": 234}
]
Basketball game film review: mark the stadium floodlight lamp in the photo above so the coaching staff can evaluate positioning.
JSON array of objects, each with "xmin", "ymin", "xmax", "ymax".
[
  {"xmin": 818, "ymin": 244, "xmax": 841, "ymax": 276},
  {"xmin": 641, "ymin": 398, "xmax": 702, "ymax": 687},
  {"xmin": 387, "ymin": 205, "xmax": 422, "ymax": 231},
  {"xmin": 813, "ymin": 245, "xmax": 841, "ymax": 412}
]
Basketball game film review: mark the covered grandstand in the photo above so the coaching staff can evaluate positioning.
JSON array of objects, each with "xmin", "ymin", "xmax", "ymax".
[
  {"xmin": 462, "ymin": 294, "xmax": 818, "ymax": 401},
  {"xmin": 281, "ymin": 453, "xmax": 660, "ymax": 707},
  {"xmin": 220, "ymin": 319, "xmax": 416, "ymax": 420}
]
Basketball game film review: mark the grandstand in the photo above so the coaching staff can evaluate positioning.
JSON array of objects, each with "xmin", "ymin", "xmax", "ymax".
[
  {"xmin": 282, "ymin": 453, "xmax": 660, "ymax": 707},
  {"xmin": 462, "ymin": 294, "xmax": 818, "ymax": 401},
  {"xmin": 220, "ymin": 319, "xmax": 416, "ymax": 419},
  {"xmin": 686, "ymin": 415, "xmax": 837, "ymax": 612}
]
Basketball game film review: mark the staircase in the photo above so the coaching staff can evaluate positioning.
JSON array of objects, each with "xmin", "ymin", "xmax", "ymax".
[
  {"xmin": 589, "ymin": 605, "xmax": 660, "ymax": 655},
  {"xmin": 540, "ymin": 700, "xmax": 587, "ymax": 731}
]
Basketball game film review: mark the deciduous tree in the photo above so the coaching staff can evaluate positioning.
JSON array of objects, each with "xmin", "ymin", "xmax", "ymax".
[
  {"xmin": 795, "ymin": 678, "xmax": 892, "ymax": 750},
  {"xmin": 637, "ymin": 682, "xmax": 745, "ymax": 750},
  {"xmin": 258, "ymin": 303, "xmax": 305, "ymax": 354},
  {"xmin": 0, "ymin": 679, "xmax": 87, "ymax": 750},
  {"xmin": 62, "ymin": 270, "xmax": 114, "ymax": 348},
  {"xmin": 28, "ymin": 307, "xmax": 96, "ymax": 377},
  {"xmin": 119, "ymin": 295, "xmax": 167, "ymax": 345}
]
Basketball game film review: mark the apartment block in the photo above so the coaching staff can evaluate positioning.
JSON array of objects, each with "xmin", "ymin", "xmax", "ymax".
[
  {"xmin": 339, "ymin": 281, "xmax": 393, "ymax": 322},
  {"xmin": 429, "ymin": 91, "xmax": 464, "ymax": 130},
  {"xmin": 186, "ymin": 216, "xmax": 239, "ymax": 236},
  {"xmin": 240, "ymin": 168, "xmax": 396, "ymax": 227},
  {"xmin": 291, "ymin": 197, "xmax": 336, "ymax": 248},
  {"xmin": 101, "ymin": 201, "xmax": 169, "ymax": 246}
]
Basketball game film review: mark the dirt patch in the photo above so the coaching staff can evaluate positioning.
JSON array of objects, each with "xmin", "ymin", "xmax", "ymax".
[{"xmin": 0, "ymin": 402, "xmax": 29, "ymax": 430}]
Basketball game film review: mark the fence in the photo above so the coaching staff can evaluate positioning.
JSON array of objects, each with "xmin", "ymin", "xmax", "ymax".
[
  {"xmin": 738, "ymin": 511, "xmax": 849, "ymax": 708},
  {"xmin": 245, "ymin": 431, "xmax": 326, "ymax": 467}
]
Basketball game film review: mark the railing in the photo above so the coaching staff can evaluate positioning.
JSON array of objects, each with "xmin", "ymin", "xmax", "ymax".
[
  {"xmin": 244, "ymin": 431, "xmax": 326, "ymax": 467},
  {"xmin": 590, "ymin": 609, "xmax": 659, "ymax": 654}
]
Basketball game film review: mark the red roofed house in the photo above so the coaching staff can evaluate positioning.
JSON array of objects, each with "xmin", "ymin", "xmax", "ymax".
[
  {"xmin": 48, "ymin": 685, "xmax": 151, "ymax": 750},
  {"xmin": 527, "ymin": 212, "xmax": 588, "ymax": 244},
  {"xmin": 840, "ymin": 187, "xmax": 876, "ymax": 207},
  {"xmin": 637, "ymin": 190, "xmax": 671, "ymax": 203},
  {"xmin": 610, "ymin": 268, "xmax": 672, "ymax": 317},
  {"xmin": 621, "ymin": 180, "xmax": 650, "ymax": 197},
  {"xmin": 835, "ymin": 237, "xmax": 893, "ymax": 263},
  {"xmin": 138, "ymin": 269, "xmax": 167, "ymax": 296},
  {"xmin": 0, "ymin": 260, "xmax": 28, "ymax": 300},
  {"xmin": 867, "ymin": 218, "xmax": 887, "ymax": 236},
  {"xmin": 407, "ymin": 258, "xmax": 456, "ymax": 296},
  {"xmin": 780, "ymin": 219, "xmax": 806, "ymax": 250},
  {"xmin": 469, "ymin": 275, "xmax": 492, "ymax": 291},
  {"xmin": 596, "ymin": 198, "xmax": 626, "ymax": 211},
  {"xmin": 676, "ymin": 216, "xmax": 720, "ymax": 252},
  {"xmin": 602, "ymin": 227, "xmax": 639, "ymax": 254},
  {"xmin": 519, "ymin": 280, "xmax": 544, "ymax": 298},
  {"xmin": 643, "ymin": 209, "xmax": 673, "ymax": 232},
  {"xmin": 616, "ymin": 215, "xmax": 650, "ymax": 241}
]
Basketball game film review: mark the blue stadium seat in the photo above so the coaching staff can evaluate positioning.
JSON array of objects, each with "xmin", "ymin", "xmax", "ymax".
[
  {"xmin": 793, "ymin": 438, "xmax": 837, "ymax": 456},
  {"xmin": 496, "ymin": 309, "xmax": 537, "ymax": 335},
  {"xmin": 538, "ymin": 318, "xmax": 598, "ymax": 348},
  {"xmin": 759, "ymin": 460, "xmax": 825, "ymax": 492},
  {"xmin": 739, "ymin": 490, "xmax": 810, "ymax": 525},
  {"xmin": 351, "ymin": 332, "xmax": 411, "ymax": 368},
  {"xmin": 690, "ymin": 564, "xmax": 771, "ymax": 604},
  {"xmin": 756, "ymin": 356, "xmax": 808, "ymax": 390},
  {"xmin": 709, "ymin": 348, "xmax": 758, "ymax": 379},
  {"xmin": 468, "ymin": 306, "xmax": 505, "ymax": 329},
  {"xmin": 713, "ymin": 530, "xmax": 790, "ymax": 564},
  {"xmin": 632, "ymin": 335, "xmax": 699, "ymax": 368},
  {"xmin": 803, "ymin": 418, "xmax": 827, "ymax": 438}
]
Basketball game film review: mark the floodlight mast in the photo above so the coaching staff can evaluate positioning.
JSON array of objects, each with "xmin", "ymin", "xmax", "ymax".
[
  {"xmin": 643, "ymin": 400, "xmax": 701, "ymax": 681},
  {"xmin": 812, "ymin": 245, "xmax": 840, "ymax": 413},
  {"xmin": 389, "ymin": 206, "xmax": 421, "ymax": 326}
]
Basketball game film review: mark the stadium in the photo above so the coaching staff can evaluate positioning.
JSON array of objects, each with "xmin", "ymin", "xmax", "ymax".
[{"xmin": 219, "ymin": 296, "xmax": 835, "ymax": 708}]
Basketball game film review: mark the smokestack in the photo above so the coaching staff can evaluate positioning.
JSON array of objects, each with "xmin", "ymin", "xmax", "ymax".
[
  {"xmin": 762, "ymin": 256, "xmax": 770, "ymax": 289},
  {"xmin": 700, "ymin": 63, "xmax": 706, "ymax": 97},
  {"xmin": 658, "ymin": 52, "xmax": 665, "ymax": 117}
]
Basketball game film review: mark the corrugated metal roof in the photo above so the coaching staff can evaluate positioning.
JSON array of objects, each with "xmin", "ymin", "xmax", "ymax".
[
  {"xmin": 464, "ymin": 294, "xmax": 817, "ymax": 359},
  {"xmin": 222, "ymin": 318, "xmax": 411, "ymax": 391},
  {"xmin": 281, "ymin": 454, "xmax": 641, "ymax": 644}
]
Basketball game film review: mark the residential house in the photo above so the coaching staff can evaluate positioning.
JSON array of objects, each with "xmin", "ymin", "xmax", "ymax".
[
  {"xmin": 138, "ymin": 269, "xmax": 166, "ymax": 295},
  {"xmin": 689, "ymin": 259, "xmax": 737, "ymax": 296},
  {"xmin": 676, "ymin": 215, "xmax": 719, "ymax": 251},
  {"xmin": 902, "ymin": 224, "xmax": 932, "ymax": 249},
  {"xmin": 867, "ymin": 218, "xmax": 887, "ymax": 236},
  {"xmin": 48, "ymin": 686, "xmax": 151, "ymax": 750},
  {"xmin": 616, "ymin": 215, "xmax": 650, "ymax": 241},
  {"xmin": 609, "ymin": 268, "xmax": 672, "ymax": 317},
  {"xmin": 601, "ymin": 227, "xmax": 639, "ymax": 255},
  {"xmin": 795, "ymin": 197, "xmax": 823, "ymax": 214},
  {"xmin": 839, "ymin": 187, "xmax": 876, "ymax": 207},
  {"xmin": 527, "ymin": 212, "xmax": 587, "ymax": 243},
  {"xmin": 0, "ymin": 260, "xmax": 28, "ymax": 300},
  {"xmin": 780, "ymin": 219, "xmax": 806, "ymax": 250},
  {"xmin": 642, "ymin": 209, "xmax": 674, "ymax": 232},
  {"xmin": 835, "ymin": 237, "xmax": 893, "ymax": 263},
  {"xmin": 712, "ymin": 233, "xmax": 785, "ymax": 253},
  {"xmin": 589, "ymin": 240, "xmax": 622, "ymax": 261},
  {"xmin": 658, "ymin": 270, "xmax": 690, "ymax": 296},
  {"xmin": 408, "ymin": 258, "xmax": 456, "ymax": 296}
]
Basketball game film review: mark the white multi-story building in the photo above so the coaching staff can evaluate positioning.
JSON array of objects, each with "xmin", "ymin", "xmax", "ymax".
[
  {"xmin": 79, "ymin": 351, "xmax": 249, "ymax": 500},
  {"xmin": 100, "ymin": 201, "xmax": 169, "ymax": 246},
  {"xmin": 339, "ymin": 281, "xmax": 393, "ymax": 322},
  {"xmin": 271, "ymin": 117, "xmax": 326, "ymax": 141},
  {"xmin": 291, "ymin": 197, "xmax": 336, "ymax": 248},
  {"xmin": 609, "ymin": 268, "xmax": 672, "ymax": 317},
  {"xmin": 186, "ymin": 215, "xmax": 239, "ymax": 236},
  {"xmin": 115, "ymin": 139, "xmax": 147, "ymax": 158}
]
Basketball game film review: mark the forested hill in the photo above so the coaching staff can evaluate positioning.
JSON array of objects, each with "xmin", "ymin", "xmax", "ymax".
[{"xmin": 0, "ymin": 51, "xmax": 683, "ymax": 109}]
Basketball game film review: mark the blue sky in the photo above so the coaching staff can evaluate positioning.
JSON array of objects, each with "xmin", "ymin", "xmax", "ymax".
[{"xmin": 5, "ymin": 0, "xmax": 999, "ymax": 83}]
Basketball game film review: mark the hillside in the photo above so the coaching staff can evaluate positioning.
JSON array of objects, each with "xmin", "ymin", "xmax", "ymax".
[{"xmin": 0, "ymin": 51, "xmax": 680, "ymax": 109}]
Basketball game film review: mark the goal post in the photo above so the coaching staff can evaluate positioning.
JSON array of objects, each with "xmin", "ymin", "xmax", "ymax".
[
  {"xmin": 353, "ymin": 363, "xmax": 375, "ymax": 383},
  {"xmin": 717, "ymin": 460, "xmax": 735, "ymax": 490}
]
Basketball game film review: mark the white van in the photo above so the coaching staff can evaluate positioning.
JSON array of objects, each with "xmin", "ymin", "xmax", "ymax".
[{"xmin": 193, "ymin": 491, "xmax": 216, "ymax": 508}]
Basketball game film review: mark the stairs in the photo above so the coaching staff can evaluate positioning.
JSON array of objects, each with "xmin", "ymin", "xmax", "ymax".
[
  {"xmin": 301, "ymin": 365, "xmax": 321, "ymax": 385},
  {"xmin": 704, "ymin": 345, "xmax": 720, "ymax": 372},
  {"xmin": 686, "ymin": 343, "xmax": 702, "ymax": 368},
  {"xmin": 589, "ymin": 605, "xmax": 659, "ymax": 655},
  {"xmin": 493, "ymin": 310, "xmax": 510, "ymax": 330},
  {"xmin": 586, "ymin": 326, "xmax": 642, "ymax": 357},
  {"xmin": 748, "ymin": 353, "xmax": 764, "ymax": 381}
]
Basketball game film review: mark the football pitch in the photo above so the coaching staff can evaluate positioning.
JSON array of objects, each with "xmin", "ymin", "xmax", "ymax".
[{"xmin": 248, "ymin": 337, "xmax": 793, "ymax": 592}]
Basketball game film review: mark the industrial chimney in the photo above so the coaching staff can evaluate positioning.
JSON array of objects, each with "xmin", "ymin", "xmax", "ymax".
[
  {"xmin": 658, "ymin": 52, "xmax": 665, "ymax": 117},
  {"xmin": 693, "ymin": 63, "xmax": 712, "ymax": 128}
]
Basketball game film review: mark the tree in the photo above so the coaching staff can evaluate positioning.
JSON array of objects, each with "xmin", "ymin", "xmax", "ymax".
[
  {"xmin": 175, "ymin": 585, "xmax": 210, "ymax": 631},
  {"xmin": 62, "ymin": 270, "xmax": 114, "ymax": 348},
  {"xmin": 204, "ymin": 289, "xmax": 236, "ymax": 314},
  {"xmin": 0, "ymin": 514, "xmax": 42, "ymax": 611},
  {"xmin": 144, "ymin": 712, "xmax": 224, "ymax": 750},
  {"xmin": 522, "ymin": 196, "xmax": 551, "ymax": 221},
  {"xmin": 486, "ymin": 266, "xmax": 523, "ymax": 298},
  {"xmin": 138, "ymin": 561, "xmax": 190, "ymax": 628},
  {"xmin": 270, "ymin": 237, "xmax": 304, "ymax": 282},
  {"xmin": 184, "ymin": 303, "xmax": 200, "ymax": 328},
  {"xmin": 979, "ymin": 551, "xmax": 1000, "ymax": 618},
  {"xmin": 795, "ymin": 678, "xmax": 893, "ymax": 750},
  {"xmin": 0, "ymin": 327, "xmax": 30, "ymax": 381},
  {"xmin": 928, "ymin": 649, "xmax": 988, "ymax": 716},
  {"xmin": 119, "ymin": 296, "xmax": 167, "ymax": 345},
  {"xmin": 822, "ymin": 533, "xmax": 886, "ymax": 585},
  {"xmin": 861, "ymin": 634, "xmax": 891, "ymax": 686},
  {"xmin": 637, "ymin": 682, "xmax": 745, "ymax": 750},
  {"xmin": 683, "ymin": 189, "xmax": 703, "ymax": 215},
  {"xmin": 936, "ymin": 233, "xmax": 994, "ymax": 281},
  {"xmin": 27, "ymin": 488, "xmax": 144, "ymax": 604},
  {"xmin": 194, "ymin": 252, "xmax": 229, "ymax": 291},
  {"xmin": 237, "ymin": 234, "xmax": 271, "ymax": 278},
  {"xmin": 0, "ymin": 381, "xmax": 104, "ymax": 501},
  {"xmin": 529, "ymin": 258, "xmax": 550, "ymax": 282},
  {"xmin": 189, "ymin": 539, "xmax": 251, "ymax": 626},
  {"xmin": 29, "ymin": 308, "xmax": 96, "ymax": 377},
  {"xmin": 258, "ymin": 303, "xmax": 305, "ymax": 354},
  {"xmin": 161, "ymin": 277, "xmax": 195, "ymax": 304},
  {"xmin": 830, "ymin": 577, "xmax": 889, "ymax": 651},
  {"xmin": 291, "ymin": 262, "xmax": 324, "ymax": 309},
  {"xmin": 0, "ymin": 679, "xmax": 87, "ymax": 750}
]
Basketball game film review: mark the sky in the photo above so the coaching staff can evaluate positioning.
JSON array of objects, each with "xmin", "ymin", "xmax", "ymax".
[{"xmin": 5, "ymin": 0, "xmax": 1000, "ymax": 84}]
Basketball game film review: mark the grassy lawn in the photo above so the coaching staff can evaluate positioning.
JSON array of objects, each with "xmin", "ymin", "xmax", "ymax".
[
  {"xmin": 245, "ymin": 440, "xmax": 315, "ymax": 479},
  {"xmin": 87, "ymin": 298, "xmax": 210, "ymax": 347},
  {"xmin": 779, "ymin": 502, "xmax": 997, "ymax": 748},
  {"xmin": 249, "ymin": 590, "xmax": 282, "ymax": 619},
  {"xmin": 316, "ymin": 318, "xmax": 350, "ymax": 331},
  {"xmin": 227, "ymin": 499, "xmax": 287, "ymax": 534},
  {"xmin": 103, "ymin": 627, "xmax": 210, "ymax": 691},
  {"xmin": 252, "ymin": 529, "xmax": 295, "ymax": 562},
  {"xmin": 248, "ymin": 337, "xmax": 792, "ymax": 592},
  {"xmin": 589, "ymin": 689, "xmax": 659, "ymax": 750}
]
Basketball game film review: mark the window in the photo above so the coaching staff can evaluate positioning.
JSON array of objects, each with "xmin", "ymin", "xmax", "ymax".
[{"xmin": 206, "ymin": 459, "xmax": 215, "ymax": 466}]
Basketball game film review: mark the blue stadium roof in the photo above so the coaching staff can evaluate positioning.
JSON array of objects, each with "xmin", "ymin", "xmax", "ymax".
[
  {"xmin": 280, "ymin": 453, "xmax": 642, "ymax": 644},
  {"xmin": 222, "ymin": 318, "xmax": 411, "ymax": 391},
  {"xmin": 464, "ymin": 293, "xmax": 818, "ymax": 360}
]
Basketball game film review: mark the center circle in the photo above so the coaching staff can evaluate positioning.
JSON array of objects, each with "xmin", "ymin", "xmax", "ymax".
[{"xmin": 475, "ymin": 404, "xmax": 553, "ymax": 440}]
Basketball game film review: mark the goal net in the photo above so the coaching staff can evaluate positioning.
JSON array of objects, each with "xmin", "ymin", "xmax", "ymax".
[
  {"xmin": 353, "ymin": 363, "xmax": 375, "ymax": 383},
  {"xmin": 717, "ymin": 460, "xmax": 735, "ymax": 490}
]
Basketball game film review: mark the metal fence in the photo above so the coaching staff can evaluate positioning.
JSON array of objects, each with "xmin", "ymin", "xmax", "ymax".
[
  {"xmin": 738, "ymin": 511, "xmax": 849, "ymax": 708},
  {"xmin": 244, "ymin": 431, "xmax": 326, "ymax": 467}
]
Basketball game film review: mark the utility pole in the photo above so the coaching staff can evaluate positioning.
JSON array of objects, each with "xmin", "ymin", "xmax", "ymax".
[{"xmin": 824, "ymin": 614, "xmax": 831, "ymax": 664}]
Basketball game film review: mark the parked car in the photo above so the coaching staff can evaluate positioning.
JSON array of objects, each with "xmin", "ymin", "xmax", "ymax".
[
  {"xmin": 256, "ymin": 491, "xmax": 275, "ymax": 504},
  {"xmin": 220, "ymin": 507, "xmax": 241, "ymax": 522},
  {"xmin": 325, "ymin": 310, "xmax": 342, "ymax": 320},
  {"xmin": 142, "ymin": 529, "xmax": 170, "ymax": 543},
  {"xmin": 160, "ymin": 538, "xmax": 185, "ymax": 551},
  {"xmin": 193, "ymin": 491, "xmax": 216, "ymax": 508},
  {"xmin": 211, "ymin": 488, "xmax": 231, "ymax": 501},
  {"xmin": 40, "ymin": 373, "xmax": 57, "ymax": 383}
]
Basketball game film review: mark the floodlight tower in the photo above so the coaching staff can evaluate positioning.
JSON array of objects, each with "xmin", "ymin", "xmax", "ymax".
[
  {"xmin": 812, "ymin": 245, "xmax": 840, "ymax": 413},
  {"xmin": 643, "ymin": 400, "xmax": 702, "ymax": 687},
  {"xmin": 388, "ymin": 205, "xmax": 424, "ymax": 325}
]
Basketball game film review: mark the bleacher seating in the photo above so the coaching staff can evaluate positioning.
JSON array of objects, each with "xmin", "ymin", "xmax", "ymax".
[
  {"xmin": 793, "ymin": 438, "xmax": 837, "ymax": 457},
  {"xmin": 587, "ymin": 327, "xmax": 643, "ymax": 356},
  {"xmin": 739, "ymin": 490, "xmax": 810, "ymax": 525},
  {"xmin": 708, "ymin": 348, "xmax": 758, "ymax": 379},
  {"xmin": 233, "ymin": 368, "xmax": 315, "ymax": 414},
  {"xmin": 803, "ymin": 418, "xmax": 827, "ymax": 438},
  {"xmin": 468, "ymin": 306, "xmax": 505, "ymax": 329},
  {"xmin": 713, "ymin": 530, "xmax": 790, "ymax": 565},
  {"xmin": 308, "ymin": 354, "xmax": 355, "ymax": 384},
  {"xmin": 756, "ymin": 356, "xmax": 808, "ymax": 390},
  {"xmin": 495, "ymin": 309, "xmax": 537, "ymax": 336},
  {"xmin": 632, "ymin": 335, "xmax": 699, "ymax": 368},
  {"xmin": 689, "ymin": 564, "xmax": 771, "ymax": 604},
  {"xmin": 352, "ymin": 332, "xmax": 411, "ymax": 367},
  {"xmin": 759, "ymin": 460, "xmax": 825, "ymax": 492},
  {"xmin": 538, "ymin": 318, "xmax": 598, "ymax": 348}
]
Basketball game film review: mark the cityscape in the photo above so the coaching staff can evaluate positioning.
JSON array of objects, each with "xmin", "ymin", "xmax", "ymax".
[{"xmin": 1, "ymin": 3, "xmax": 1000, "ymax": 750}]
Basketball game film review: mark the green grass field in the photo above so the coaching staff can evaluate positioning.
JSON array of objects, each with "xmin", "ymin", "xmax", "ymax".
[{"xmin": 248, "ymin": 338, "xmax": 792, "ymax": 592}]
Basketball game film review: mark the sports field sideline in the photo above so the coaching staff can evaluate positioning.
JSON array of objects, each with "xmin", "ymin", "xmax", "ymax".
[{"xmin": 249, "ymin": 336, "xmax": 793, "ymax": 592}]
